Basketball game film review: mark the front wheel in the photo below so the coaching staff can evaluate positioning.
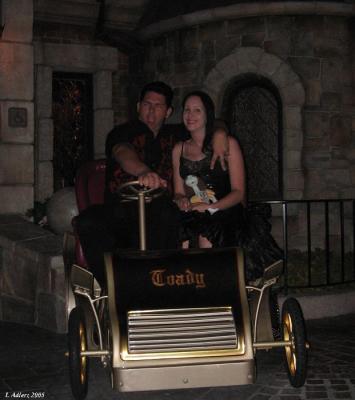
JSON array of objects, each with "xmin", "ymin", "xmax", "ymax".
[
  {"xmin": 282, "ymin": 298, "xmax": 308, "ymax": 387},
  {"xmin": 68, "ymin": 307, "xmax": 89, "ymax": 400}
]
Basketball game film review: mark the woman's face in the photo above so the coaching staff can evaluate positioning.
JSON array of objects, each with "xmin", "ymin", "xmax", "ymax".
[{"xmin": 183, "ymin": 95, "xmax": 207, "ymax": 134}]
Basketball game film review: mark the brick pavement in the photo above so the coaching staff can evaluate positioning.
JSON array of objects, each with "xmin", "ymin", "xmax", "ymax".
[{"xmin": 0, "ymin": 313, "xmax": 354, "ymax": 400}]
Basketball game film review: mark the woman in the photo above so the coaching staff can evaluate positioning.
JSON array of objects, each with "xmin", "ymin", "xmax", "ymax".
[{"xmin": 172, "ymin": 91, "xmax": 246, "ymax": 248}]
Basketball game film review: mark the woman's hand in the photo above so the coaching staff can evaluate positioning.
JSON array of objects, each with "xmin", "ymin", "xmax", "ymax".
[
  {"xmin": 191, "ymin": 202, "xmax": 212, "ymax": 213},
  {"xmin": 175, "ymin": 196, "xmax": 191, "ymax": 211}
]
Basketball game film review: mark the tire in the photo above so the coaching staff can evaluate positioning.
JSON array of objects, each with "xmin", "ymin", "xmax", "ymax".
[
  {"xmin": 68, "ymin": 307, "xmax": 89, "ymax": 400},
  {"xmin": 282, "ymin": 298, "xmax": 308, "ymax": 387}
]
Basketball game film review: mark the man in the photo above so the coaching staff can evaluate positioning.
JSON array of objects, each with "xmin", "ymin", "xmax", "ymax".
[{"xmin": 76, "ymin": 81, "xmax": 228, "ymax": 285}]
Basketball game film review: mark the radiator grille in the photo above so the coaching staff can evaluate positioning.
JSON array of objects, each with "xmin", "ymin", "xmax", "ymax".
[{"xmin": 127, "ymin": 307, "xmax": 238, "ymax": 354}]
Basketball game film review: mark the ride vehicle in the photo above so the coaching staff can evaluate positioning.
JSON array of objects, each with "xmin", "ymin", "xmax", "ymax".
[{"xmin": 63, "ymin": 160, "xmax": 309, "ymax": 400}]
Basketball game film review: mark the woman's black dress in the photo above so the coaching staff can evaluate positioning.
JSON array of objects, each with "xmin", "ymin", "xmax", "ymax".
[
  {"xmin": 179, "ymin": 149, "xmax": 243, "ymax": 248},
  {"xmin": 179, "ymin": 148, "xmax": 283, "ymax": 281}
]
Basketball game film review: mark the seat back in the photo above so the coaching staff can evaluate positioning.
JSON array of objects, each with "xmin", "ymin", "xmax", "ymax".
[
  {"xmin": 74, "ymin": 159, "xmax": 106, "ymax": 267},
  {"xmin": 75, "ymin": 159, "xmax": 106, "ymax": 212}
]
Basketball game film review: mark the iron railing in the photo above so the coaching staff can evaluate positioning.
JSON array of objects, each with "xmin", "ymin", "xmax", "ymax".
[{"xmin": 258, "ymin": 199, "xmax": 355, "ymax": 292}]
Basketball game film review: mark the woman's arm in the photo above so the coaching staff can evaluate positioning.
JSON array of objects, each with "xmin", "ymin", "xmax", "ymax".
[
  {"xmin": 192, "ymin": 137, "xmax": 245, "ymax": 212},
  {"xmin": 172, "ymin": 142, "xmax": 191, "ymax": 211}
]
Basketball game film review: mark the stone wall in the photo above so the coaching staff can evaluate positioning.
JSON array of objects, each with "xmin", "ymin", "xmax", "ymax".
[
  {"xmin": 0, "ymin": 0, "xmax": 34, "ymax": 214},
  {"xmin": 32, "ymin": 21, "xmax": 127, "ymax": 202},
  {"xmin": 137, "ymin": 14, "xmax": 355, "ymax": 201},
  {"xmin": 0, "ymin": 214, "xmax": 65, "ymax": 332}
]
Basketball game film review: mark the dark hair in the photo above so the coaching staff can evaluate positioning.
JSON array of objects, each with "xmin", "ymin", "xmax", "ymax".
[
  {"xmin": 140, "ymin": 81, "xmax": 174, "ymax": 108},
  {"xmin": 182, "ymin": 90, "xmax": 215, "ymax": 153}
]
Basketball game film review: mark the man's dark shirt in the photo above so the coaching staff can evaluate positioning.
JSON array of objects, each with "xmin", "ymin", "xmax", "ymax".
[{"xmin": 104, "ymin": 119, "xmax": 188, "ymax": 204}]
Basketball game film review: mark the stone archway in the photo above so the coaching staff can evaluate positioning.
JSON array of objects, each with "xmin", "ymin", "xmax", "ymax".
[{"xmin": 203, "ymin": 47, "xmax": 305, "ymax": 200}]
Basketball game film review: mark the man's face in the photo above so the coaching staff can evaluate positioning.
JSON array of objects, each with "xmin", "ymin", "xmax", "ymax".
[{"xmin": 137, "ymin": 91, "xmax": 172, "ymax": 135}]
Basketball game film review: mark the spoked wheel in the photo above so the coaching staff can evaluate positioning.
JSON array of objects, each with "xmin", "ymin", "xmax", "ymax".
[
  {"xmin": 68, "ymin": 307, "xmax": 89, "ymax": 400},
  {"xmin": 270, "ymin": 291, "xmax": 281, "ymax": 340},
  {"xmin": 282, "ymin": 298, "xmax": 308, "ymax": 387}
]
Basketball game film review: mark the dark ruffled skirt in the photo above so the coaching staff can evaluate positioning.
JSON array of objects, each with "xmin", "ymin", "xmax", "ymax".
[{"xmin": 179, "ymin": 203, "xmax": 283, "ymax": 282}]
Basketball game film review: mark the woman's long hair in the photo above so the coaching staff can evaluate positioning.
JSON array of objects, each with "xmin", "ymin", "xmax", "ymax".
[{"xmin": 182, "ymin": 91, "xmax": 215, "ymax": 153}]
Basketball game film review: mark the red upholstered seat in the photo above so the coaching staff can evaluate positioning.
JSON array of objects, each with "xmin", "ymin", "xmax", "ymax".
[
  {"xmin": 73, "ymin": 159, "xmax": 106, "ymax": 268},
  {"xmin": 75, "ymin": 159, "xmax": 106, "ymax": 212}
]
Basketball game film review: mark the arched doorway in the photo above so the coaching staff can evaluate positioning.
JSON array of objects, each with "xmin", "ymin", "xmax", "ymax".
[{"xmin": 222, "ymin": 74, "xmax": 282, "ymax": 200}]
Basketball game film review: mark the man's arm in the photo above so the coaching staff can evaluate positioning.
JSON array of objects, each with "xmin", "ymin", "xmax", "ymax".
[
  {"xmin": 211, "ymin": 119, "xmax": 230, "ymax": 171},
  {"xmin": 112, "ymin": 144, "xmax": 166, "ymax": 189}
]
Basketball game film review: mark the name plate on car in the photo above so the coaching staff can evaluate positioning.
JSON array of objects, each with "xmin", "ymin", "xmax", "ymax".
[{"xmin": 110, "ymin": 247, "xmax": 243, "ymax": 311}]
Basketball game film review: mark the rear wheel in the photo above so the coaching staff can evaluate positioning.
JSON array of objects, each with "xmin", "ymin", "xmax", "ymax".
[
  {"xmin": 282, "ymin": 298, "xmax": 307, "ymax": 387},
  {"xmin": 68, "ymin": 307, "xmax": 89, "ymax": 400}
]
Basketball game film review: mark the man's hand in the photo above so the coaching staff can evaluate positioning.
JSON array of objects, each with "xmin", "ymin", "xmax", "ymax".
[
  {"xmin": 138, "ymin": 171, "xmax": 167, "ymax": 189},
  {"xmin": 210, "ymin": 129, "xmax": 229, "ymax": 170}
]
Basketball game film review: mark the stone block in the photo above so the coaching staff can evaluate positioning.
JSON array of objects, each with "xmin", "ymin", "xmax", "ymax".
[
  {"xmin": 19, "ymin": 233, "xmax": 63, "ymax": 261},
  {"xmin": 284, "ymin": 106, "xmax": 302, "ymax": 131},
  {"xmin": 198, "ymin": 21, "xmax": 226, "ymax": 43},
  {"xmin": 0, "ymin": 43, "xmax": 33, "ymax": 100},
  {"xmin": 267, "ymin": 16, "xmax": 295, "ymax": 40},
  {"xmin": 36, "ymin": 292, "xmax": 66, "ymax": 333},
  {"xmin": 2, "ymin": 254, "xmax": 38, "ymax": 301},
  {"xmin": 38, "ymin": 118, "xmax": 54, "ymax": 161},
  {"xmin": 304, "ymin": 111, "xmax": 329, "ymax": 138},
  {"xmin": 0, "ymin": 186, "xmax": 34, "ymax": 214},
  {"xmin": 314, "ymin": 37, "xmax": 348, "ymax": 59},
  {"xmin": 34, "ymin": 65, "xmax": 52, "ymax": 119},
  {"xmin": 94, "ymin": 71, "xmax": 113, "ymax": 110},
  {"xmin": 94, "ymin": 109, "xmax": 114, "ymax": 157},
  {"xmin": 293, "ymin": 31, "xmax": 314, "ymax": 57},
  {"xmin": 235, "ymin": 47, "xmax": 263, "ymax": 74},
  {"xmin": 281, "ymin": 81, "xmax": 305, "ymax": 106},
  {"xmin": 36, "ymin": 161, "xmax": 53, "ymax": 202},
  {"xmin": 286, "ymin": 150, "xmax": 302, "ymax": 169},
  {"xmin": 50, "ymin": 262, "xmax": 65, "ymax": 296},
  {"xmin": 306, "ymin": 79, "xmax": 321, "ymax": 106},
  {"xmin": 321, "ymin": 59, "xmax": 344, "ymax": 92},
  {"xmin": 227, "ymin": 17, "xmax": 264, "ymax": 37},
  {"xmin": 303, "ymin": 151, "xmax": 330, "ymax": 169},
  {"xmin": 35, "ymin": 43, "xmax": 118, "ymax": 72},
  {"xmin": 203, "ymin": 65, "xmax": 227, "ymax": 95},
  {"xmin": 284, "ymin": 129, "xmax": 303, "ymax": 150},
  {"xmin": 304, "ymin": 136, "xmax": 329, "ymax": 150},
  {"xmin": 329, "ymin": 115, "xmax": 352, "ymax": 147},
  {"xmin": 285, "ymin": 189, "xmax": 303, "ymax": 200},
  {"xmin": 1, "ymin": 296, "xmax": 35, "ymax": 325},
  {"xmin": 321, "ymin": 92, "xmax": 342, "ymax": 111},
  {"xmin": 241, "ymin": 32, "xmax": 266, "ymax": 47},
  {"xmin": 0, "ymin": 101, "xmax": 34, "ymax": 143},
  {"xmin": 326, "ymin": 169, "xmax": 351, "ymax": 187},
  {"xmin": 258, "ymin": 52, "xmax": 283, "ymax": 78},
  {"xmin": 284, "ymin": 169, "xmax": 304, "ymax": 191},
  {"xmin": 340, "ymin": 187, "xmax": 355, "ymax": 198},
  {"xmin": 288, "ymin": 57, "xmax": 320, "ymax": 81},
  {"xmin": 0, "ymin": 219, "xmax": 49, "ymax": 249},
  {"xmin": 264, "ymin": 38, "xmax": 291, "ymax": 59},
  {"xmin": 272, "ymin": 62, "xmax": 299, "ymax": 89},
  {"xmin": 0, "ymin": 144, "xmax": 33, "ymax": 184},
  {"xmin": 215, "ymin": 36, "xmax": 241, "ymax": 61},
  {"xmin": 2, "ymin": 0, "xmax": 33, "ymax": 43},
  {"xmin": 0, "ymin": 214, "xmax": 27, "ymax": 225},
  {"xmin": 214, "ymin": 54, "xmax": 241, "ymax": 82}
]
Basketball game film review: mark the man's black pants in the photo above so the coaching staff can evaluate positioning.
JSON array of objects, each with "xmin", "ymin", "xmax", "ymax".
[{"xmin": 75, "ymin": 195, "xmax": 180, "ymax": 285}]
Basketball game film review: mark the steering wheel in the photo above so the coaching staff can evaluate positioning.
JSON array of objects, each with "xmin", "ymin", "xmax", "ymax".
[{"xmin": 117, "ymin": 180, "xmax": 166, "ymax": 203}]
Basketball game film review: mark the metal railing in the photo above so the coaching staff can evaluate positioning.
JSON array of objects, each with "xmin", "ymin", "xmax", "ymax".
[{"xmin": 258, "ymin": 199, "xmax": 355, "ymax": 292}]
